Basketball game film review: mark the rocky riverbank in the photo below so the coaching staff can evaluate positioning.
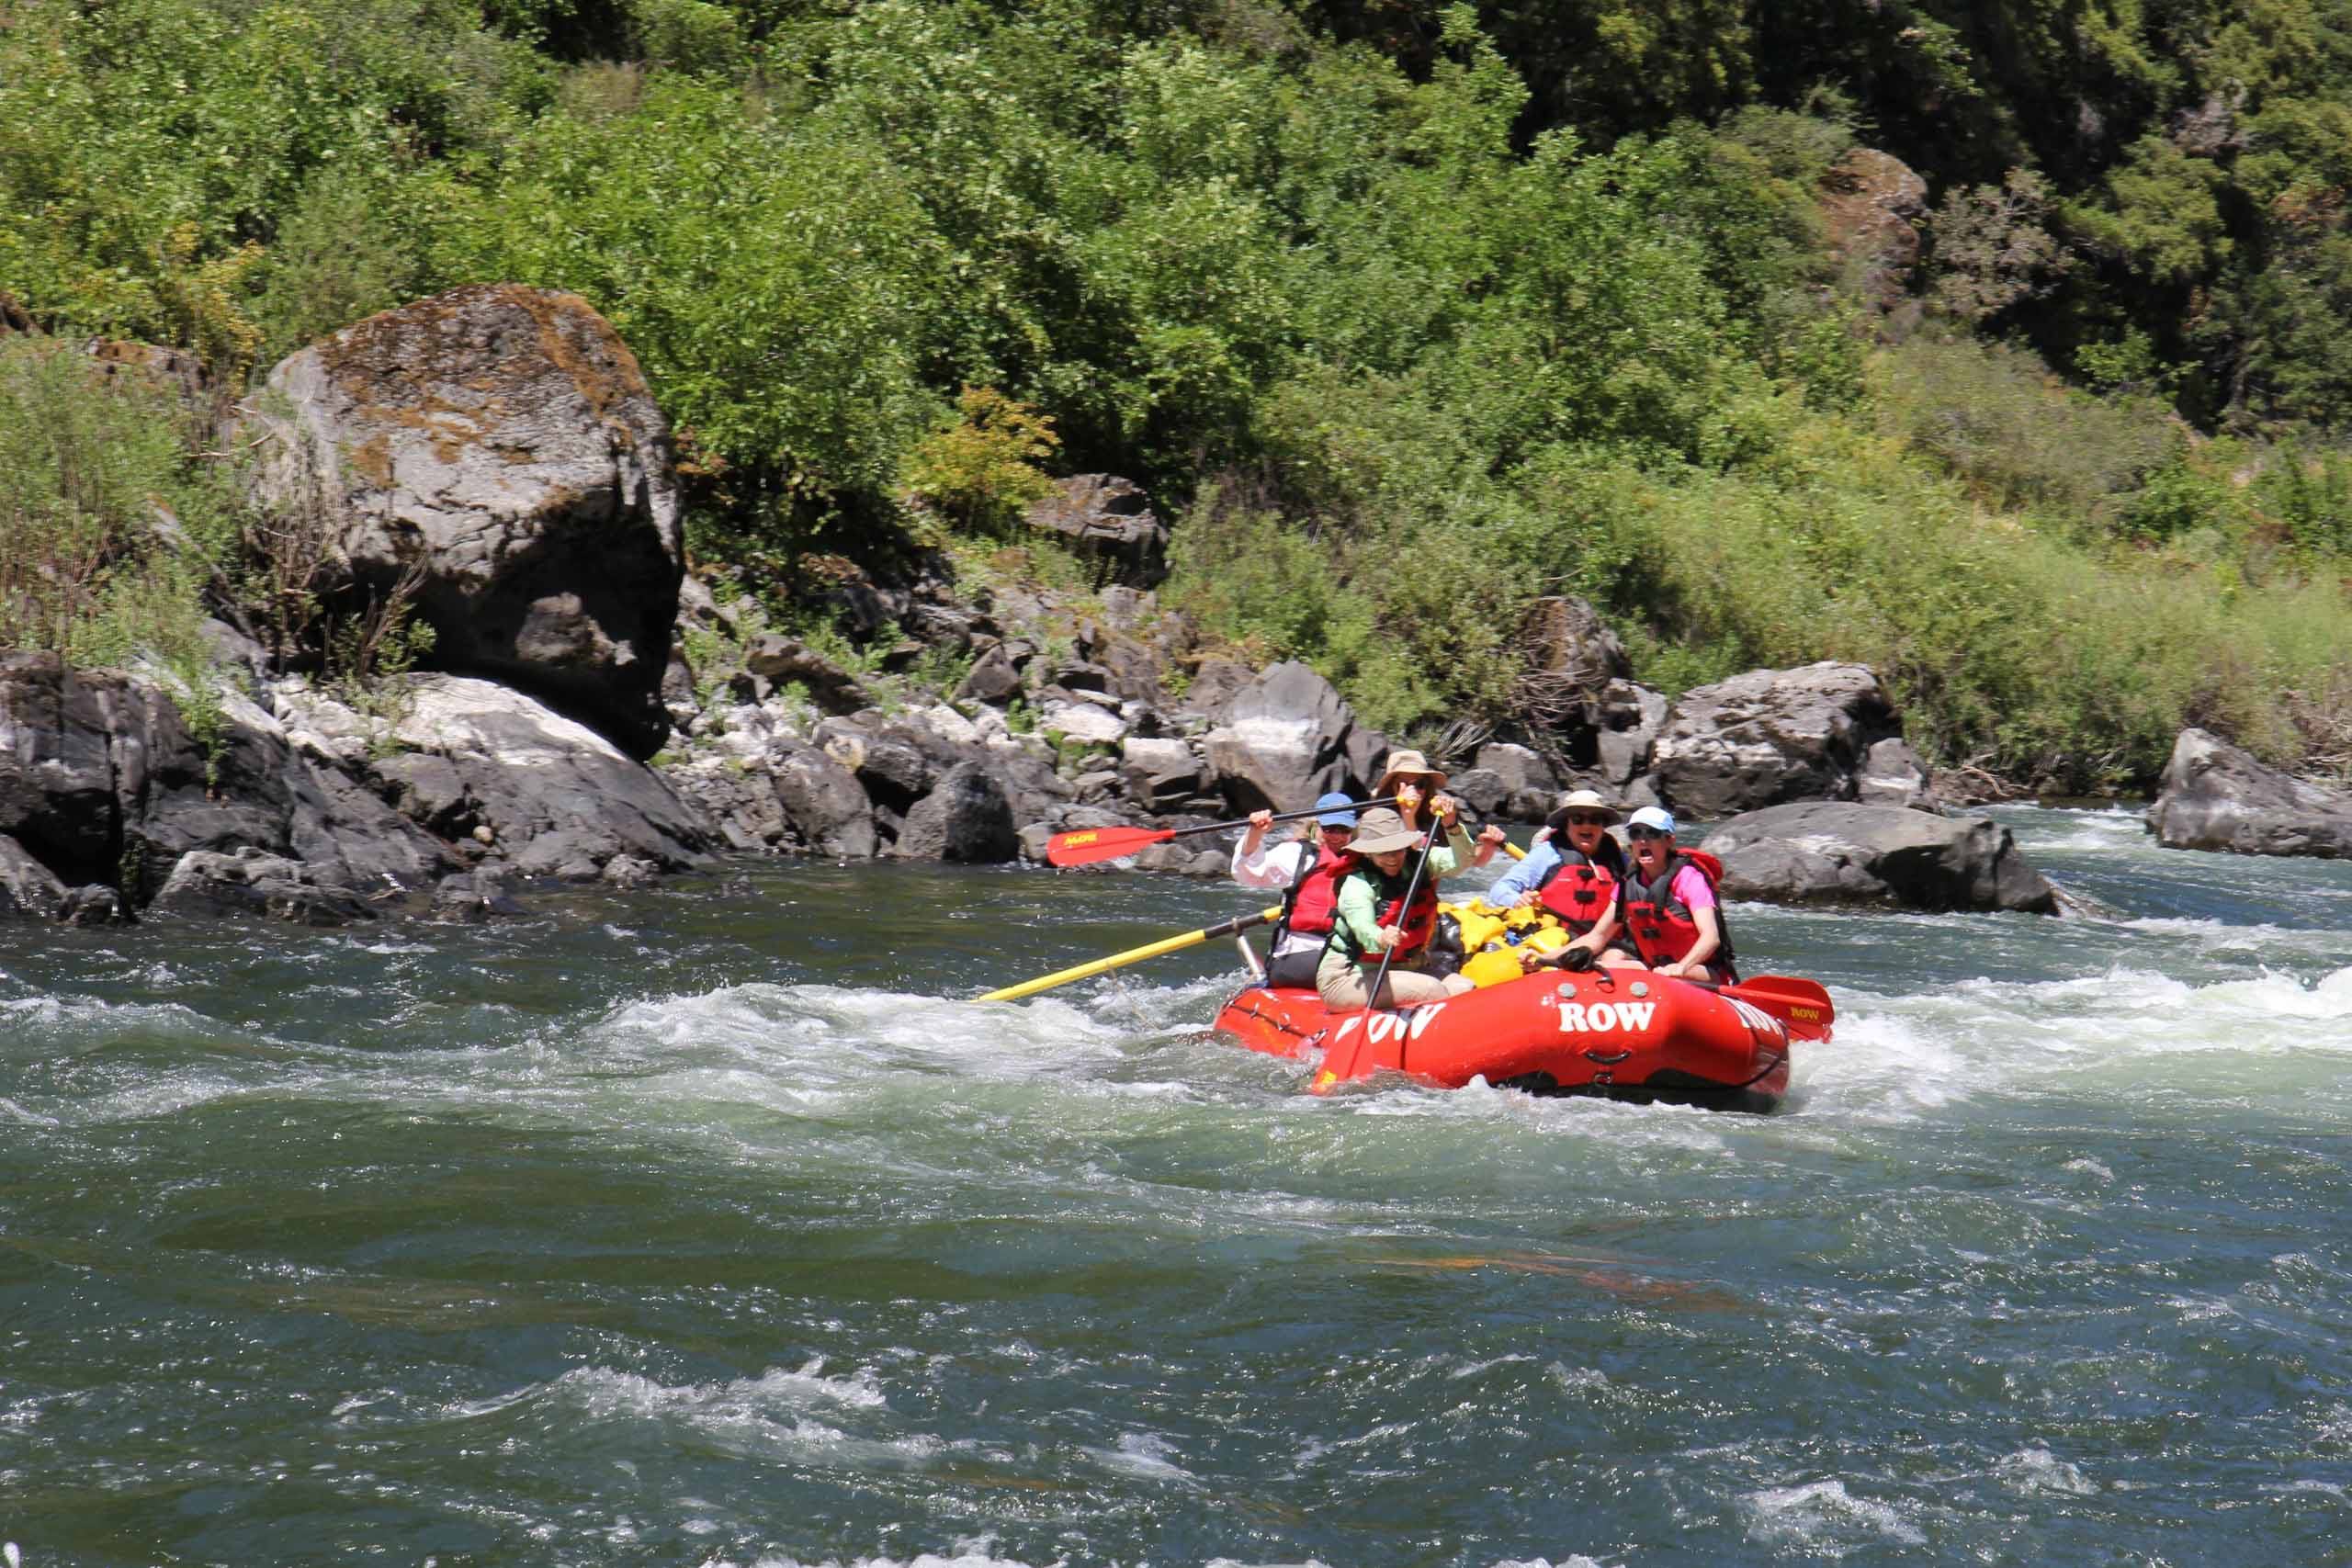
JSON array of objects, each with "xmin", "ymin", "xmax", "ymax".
[{"xmin": 6, "ymin": 286, "xmax": 2346, "ymax": 930}]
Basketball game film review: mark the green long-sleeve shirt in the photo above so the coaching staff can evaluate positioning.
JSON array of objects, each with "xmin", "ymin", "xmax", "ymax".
[{"xmin": 1326, "ymin": 827, "xmax": 1468, "ymax": 974}]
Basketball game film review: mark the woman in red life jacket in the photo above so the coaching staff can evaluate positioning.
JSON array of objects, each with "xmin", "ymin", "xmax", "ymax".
[
  {"xmin": 1314, "ymin": 807, "xmax": 1479, "ymax": 1010},
  {"xmin": 1609, "ymin": 806, "xmax": 1738, "ymax": 985},
  {"xmin": 1511, "ymin": 789, "xmax": 1632, "ymax": 976},
  {"xmin": 1232, "ymin": 792, "xmax": 1359, "ymax": 988}
]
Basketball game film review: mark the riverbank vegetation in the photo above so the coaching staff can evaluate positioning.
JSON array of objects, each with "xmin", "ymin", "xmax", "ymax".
[{"xmin": 5, "ymin": 0, "xmax": 2350, "ymax": 791}]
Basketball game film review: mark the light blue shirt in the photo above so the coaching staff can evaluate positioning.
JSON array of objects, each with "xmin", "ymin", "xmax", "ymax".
[{"xmin": 1484, "ymin": 838, "xmax": 1565, "ymax": 906}]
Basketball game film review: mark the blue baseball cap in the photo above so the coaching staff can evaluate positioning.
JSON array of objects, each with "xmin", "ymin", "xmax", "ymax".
[
  {"xmin": 1625, "ymin": 806, "xmax": 1677, "ymax": 835},
  {"xmin": 1314, "ymin": 791, "xmax": 1358, "ymax": 828}
]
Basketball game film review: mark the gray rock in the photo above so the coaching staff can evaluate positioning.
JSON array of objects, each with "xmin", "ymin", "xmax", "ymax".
[
  {"xmin": 1042, "ymin": 699, "xmax": 1128, "ymax": 747},
  {"xmin": 1704, "ymin": 801, "xmax": 2058, "ymax": 914},
  {"xmin": 1447, "ymin": 767, "xmax": 1510, "ymax": 817},
  {"xmin": 1120, "ymin": 736, "xmax": 1202, "ymax": 810},
  {"xmin": 1072, "ymin": 768, "xmax": 1125, "ymax": 803},
  {"xmin": 1076, "ymin": 624, "xmax": 1166, "ymax": 703},
  {"xmin": 432, "ymin": 864, "xmax": 527, "ymax": 922},
  {"xmin": 1473, "ymin": 742, "xmax": 1559, "ymax": 822},
  {"xmin": 958, "ymin": 640, "xmax": 1023, "ymax": 704},
  {"xmin": 1857, "ymin": 737, "xmax": 1933, "ymax": 810},
  {"xmin": 602, "ymin": 854, "xmax": 660, "ymax": 888},
  {"xmin": 1178, "ymin": 658, "xmax": 1256, "ymax": 722},
  {"xmin": 1593, "ymin": 679, "xmax": 1668, "ymax": 789},
  {"xmin": 0, "ymin": 833, "xmax": 67, "ymax": 920},
  {"xmin": 149, "ymin": 847, "xmax": 379, "ymax": 926},
  {"xmin": 1024, "ymin": 474, "xmax": 1169, "ymax": 587},
  {"xmin": 894, "ymin": 761, "xmax": 1018, "ymax": 863},
  {"xmin": 769, "ymin": 742, "xmax": 880, "ymax": 858},
  {"xmin": 338, "ymin": 674, "xmax": 715, "ymax": 875},
  {"xmin": 1202, "ymin": 661, "xmax": 1378, "ymax": 814},
  {"xmin": 744, "ymin": 634, "xmax": 874, "ymax": 715},
  {"xmin": 59, "ymin": 885, "xmax": 124, "ymax": 926},
  {"xmin": 1521, "ymin": 596, "xmax": 1632, "ymax": 686},
  {"xmin": 1651, "ymin": 662, "xmax": 1913, "ymax": 818},
  {"xmin": 247, "ymin": 285, "xmax": 683, "ymax": 757},
  {"xmin": 2148, "ymin": 728, "xmax": 2352, "ymax": 858},
  {"xmin": 0, "ymin": 654, "xmax": 457, "ymax": 910}
]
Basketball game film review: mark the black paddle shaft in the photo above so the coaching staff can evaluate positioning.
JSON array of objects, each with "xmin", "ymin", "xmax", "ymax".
[{"xmin": 1166, "ymin": 794, "xmax": 1401, "ymax": 845}]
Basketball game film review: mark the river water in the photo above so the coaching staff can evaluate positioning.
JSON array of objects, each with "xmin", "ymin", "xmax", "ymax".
[{"xmin": 4, "ymin": 807, "xmax": 2348, "ymax": 1566}]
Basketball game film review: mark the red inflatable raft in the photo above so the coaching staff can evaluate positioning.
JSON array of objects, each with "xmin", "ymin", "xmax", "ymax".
[{"xmin": 1212, "ymin": 968, "xmax": 1827, "ymax": 1112}]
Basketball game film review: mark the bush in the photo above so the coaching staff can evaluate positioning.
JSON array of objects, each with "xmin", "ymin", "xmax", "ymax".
[
  {"xmin": 0, "ymin": 339, "xmax": 232, "ymax": 667},
  {"xmin": 903, "ymin": 388, "xmax": 1061, "ymax": 536}
]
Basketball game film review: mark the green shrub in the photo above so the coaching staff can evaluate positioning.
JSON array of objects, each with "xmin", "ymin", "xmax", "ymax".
[
  {"xmin": 0, "ymin": 339, "xmax": 232, "ymax": 667},
  {"xmin": 903, "ymin": 388, "xmax": 1061, "ymax": 537}
]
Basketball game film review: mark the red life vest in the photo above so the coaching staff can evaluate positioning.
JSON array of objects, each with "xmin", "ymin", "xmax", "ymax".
[
  {"xmin": 1331, "ymin": 863, "xmax": 1441, "ymax": 965},
  {"xmin": 1281, "ymin": 841, "xmax": 1356, "ymax": 937},
  {"xmin": 1534, "ymin": 848, "xmax": 1623, "ymax": 934},
  {"xmin": 1619, "ymin": 850, "xmax": 1738, "ymax": 978}
]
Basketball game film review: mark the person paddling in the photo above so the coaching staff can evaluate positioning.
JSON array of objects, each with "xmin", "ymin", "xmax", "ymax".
[
  {"xmin": 1232, "ymin": 792, "xmax": 1360, "ymax": 988},
  {"xmin": 1374, "ymin": 749, "xmax": 1507, "ymax": 870},
  {"xmin": 1610, "ymin": 807, "xmax": 1737, "ymax": 985},
  {"xmin": 1315, "ymin": 807, "xmax": 1478, "ymax": 1010}
]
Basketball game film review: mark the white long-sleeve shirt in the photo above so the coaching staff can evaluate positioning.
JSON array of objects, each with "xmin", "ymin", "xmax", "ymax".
[{"xmin": 1230, "ymin": 835, "xmax": 1322, "ymax": 957}]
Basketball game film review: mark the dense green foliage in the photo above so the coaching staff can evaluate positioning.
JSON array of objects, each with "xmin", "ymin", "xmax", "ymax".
[{"xmin": 3, "ymin": 0, "xmax": 2348, "ymax": 789}]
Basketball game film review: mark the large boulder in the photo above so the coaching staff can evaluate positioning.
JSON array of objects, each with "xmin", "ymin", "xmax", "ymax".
[
  {"xmin": 1704, "ymin": 802, "xmax": 2059, "ymax": 914},
  {"xmin": 1650, "ymin": 662, "xmax": 1914, "ymax": 819},
  {"xmin": 249, "ymin": 285, "xmax": 683, "ymax": 757},
  {"xmin": 1818, "ymin": 147, "xmax": 1928, "ymax": 315},
  {"xmin": 893, "ymin": 761, "xmax": 1019, "ymax": 863},
  {"xmin": 2148, "ymin": 728, "xmax": 2352, "ymax": 859},
  {"xmin": 1202, "ymin": 661, "xmax": 1385, "ymax": 815},
  {"xmin": 1520, "ymin": 596, "xmax": 1632, "ymax": 686},
  {"xmin": 0, "ymin": 652, "xmax": 456, "ymax": 908},
  {"xmin": 1471, "ymin": 742, "xmax": 1560, "ymax": 822},
  {"xmin": 287, "ymin": 673, "xmax": 715, "ymax": 878}
]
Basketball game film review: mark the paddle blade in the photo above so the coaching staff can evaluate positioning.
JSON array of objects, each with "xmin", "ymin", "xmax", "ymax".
[
  {"xmin": 1045, "ymin": 825, "xmax": 1177, "ymax": 866},
  {"xmin": 1725, "ymin": 975, "xmax": 1835, "ymax": 1043}
]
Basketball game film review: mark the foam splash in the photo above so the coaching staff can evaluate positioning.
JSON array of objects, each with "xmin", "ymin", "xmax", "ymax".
[
  {"xmin": 704, "ymin": 1539, "xmax": 1042, "ymax": 1568},
  {"xmin": 1081, "ymin": 1431, "xmax": 1194, "ymax": 1484},
  {"xmin": 1807, "ymin": 963, "xmax": 2352, "ymax": 1121},
  {"xmin": 1740, "ymin": 1478, "xmax": 1927, "ymax": 1551},
  {"xmin": 1995, "ymin": 1445, "xmax": 2097, "ymax": 1496}
]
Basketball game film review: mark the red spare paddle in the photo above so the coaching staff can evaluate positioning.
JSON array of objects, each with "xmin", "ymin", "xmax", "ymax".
[
  {"xmin": 1719, "ymin": 974, "xmax": 1835, "ymax": 1043},
  {"xmin": 1045, "ymin": 797, "xmax": 1396, "ymax": 868}
]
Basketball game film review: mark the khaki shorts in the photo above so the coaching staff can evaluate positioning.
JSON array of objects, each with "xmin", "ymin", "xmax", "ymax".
[{"xmin": 1316, "ymin": 946, "xmax": 1453, "ymax": 1010}]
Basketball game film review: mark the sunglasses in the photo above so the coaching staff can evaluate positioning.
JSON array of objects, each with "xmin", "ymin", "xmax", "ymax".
[
  {"xmin": 1564, "ymin": 813, "xmax": 1612, "ymax": 828},
  {"xmin": 1626, "ymin": 825, "xmax": 1670, "ymax": 840}
]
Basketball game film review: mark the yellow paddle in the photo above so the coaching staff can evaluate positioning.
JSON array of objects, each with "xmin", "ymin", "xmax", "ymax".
[
  {"xmin": 980, "ymin": 824, "xmax": 1530, "ymax": 1005},
  {"xmin": 978, "ymin": 906, "xmax": 1283, "ymax": 1003}
]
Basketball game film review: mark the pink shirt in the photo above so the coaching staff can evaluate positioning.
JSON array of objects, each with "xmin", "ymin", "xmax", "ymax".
[{"xmin": 1669, "ymin": 863, "xmax": 1717, "ymax": 909}]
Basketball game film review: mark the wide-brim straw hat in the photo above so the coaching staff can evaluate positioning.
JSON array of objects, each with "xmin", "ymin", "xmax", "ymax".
[
  {"xmin": 1374, "ymin": 748, "xmax": 1447, "ymax": 801},
  {"xmin": 1546, "ymin": 788, "xmax": 1623, "ymax": 829},
  {"xmin": 1348, "ymin": 807, "xmax": 1420, "ymax": 855}
]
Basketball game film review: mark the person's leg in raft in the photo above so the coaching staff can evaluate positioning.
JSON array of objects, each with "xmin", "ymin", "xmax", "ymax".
[
  {"xmin": 1317, "ymin": 954, "xmax": 1467, "ymax": 1009},
  {"xmin": 1376, "ymin": 968, "xmax": 1453, "ymax": 1007},
  {"xmin": 1317, "ymin": 950, "xmax": 1369, "ymax": 1010}
]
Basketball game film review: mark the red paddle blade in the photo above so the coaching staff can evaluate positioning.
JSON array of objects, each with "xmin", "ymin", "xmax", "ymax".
[
  {"xmin": 1725, "ymin": 975, "xmax": 1835, "ymax": 1043},
  {"xmin": 1045, "ymin": 824, "xmax": 1178, "ymax": 866}
]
